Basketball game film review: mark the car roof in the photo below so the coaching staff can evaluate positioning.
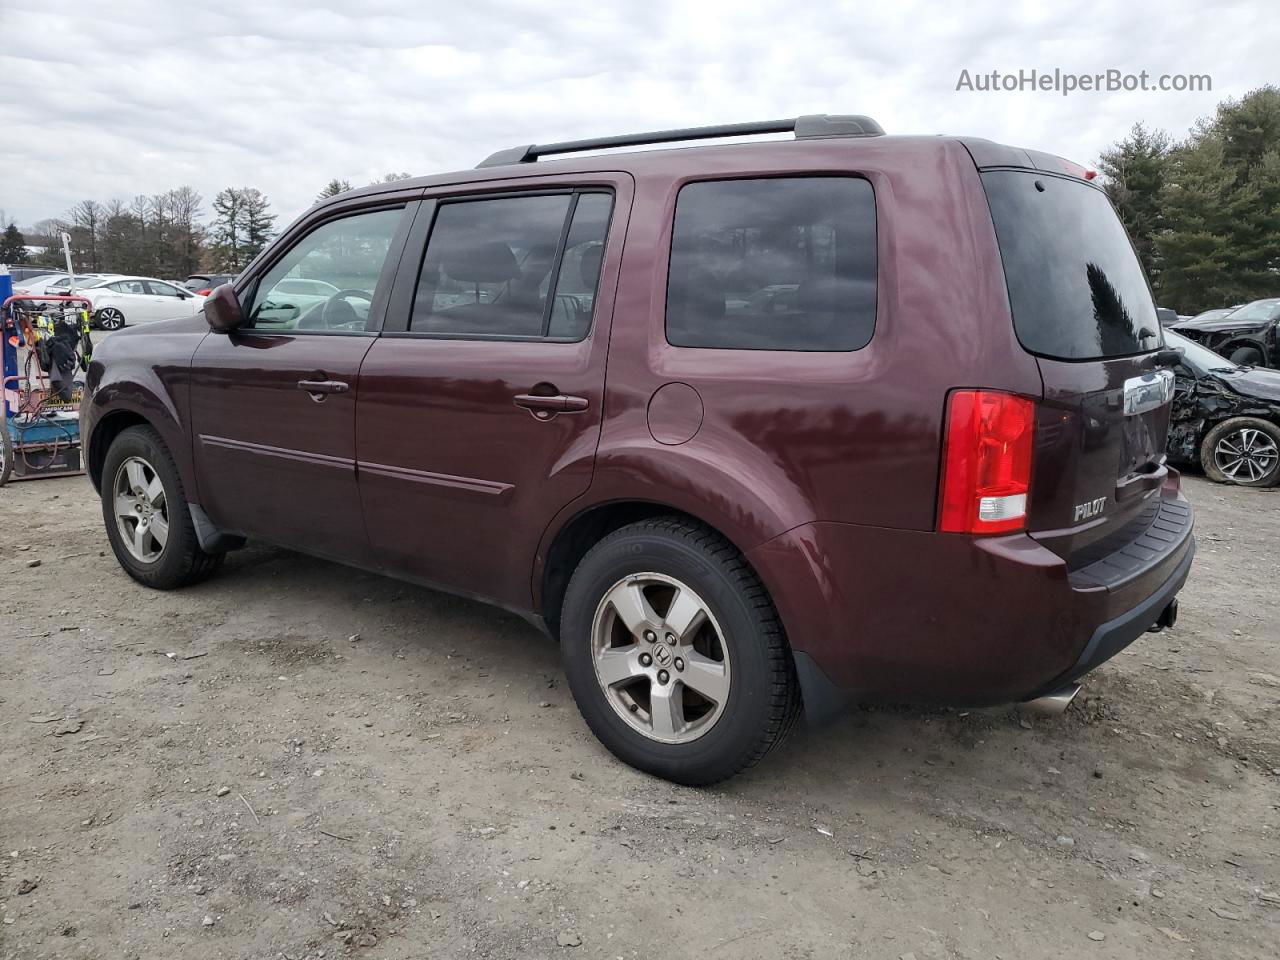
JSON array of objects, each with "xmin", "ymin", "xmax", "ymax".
[{"xmin": 307, "ymin": 128, "xmax": 1094, "ymax": 216}]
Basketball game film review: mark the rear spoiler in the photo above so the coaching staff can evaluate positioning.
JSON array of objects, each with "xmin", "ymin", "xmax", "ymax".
[{"xmin": 957, "ymin": 138, "xmax": 1099, "ymax": 184}]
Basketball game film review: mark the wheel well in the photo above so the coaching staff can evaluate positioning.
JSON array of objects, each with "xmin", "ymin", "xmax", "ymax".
[
  {"xmin": 1221, "ymin": 338, "xmax": 1264, "ymax": 356},
  {"xmin": 87, "ymin": 410, "xmax": 148, "ymax": 490},
  {"xmin": 540, "ymin": 501, "xmax": 727, "ymax": 638}
]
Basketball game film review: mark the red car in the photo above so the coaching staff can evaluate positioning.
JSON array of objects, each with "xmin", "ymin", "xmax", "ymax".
[{"xmin": 81, "ymin": 116, "xmax": 1193, "ymax": 784}]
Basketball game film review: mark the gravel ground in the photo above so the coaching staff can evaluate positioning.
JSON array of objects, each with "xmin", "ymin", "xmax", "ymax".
[{"xmin": 0, "ymin": 473, "xmax": 1277, "ymax": 959}]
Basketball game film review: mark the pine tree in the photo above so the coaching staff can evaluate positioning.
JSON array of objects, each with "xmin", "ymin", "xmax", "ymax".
[
  {"xmin": 0, "ymin": 223, "xmax": 28, "ymax": 264},
  {"xmin": 211, "ymin": 188, "xmax": 246, "ymax": 271},
  {"xmin": 240, "ymin": 189, "xmax": 276, "ymax": 263},
  {"xmin": 1156, "ymin": 85, "xmax": 1280, "ymax": 312},
  {"xmin": 1097, "ymin": 123, "xmax": 1171, "ymax": 286},
  {"xmin": 317, "ymin": 179, "xmax": 352, "ymax": 201}
]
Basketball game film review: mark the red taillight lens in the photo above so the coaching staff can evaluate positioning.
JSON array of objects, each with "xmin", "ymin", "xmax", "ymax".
[
  {"xmin": 196, "ymin": 288, "xmax": 212, "ymax": 296},
  {"xmin": 939, "ymin": 390, "xmax": 1035, "ymax": 534}
]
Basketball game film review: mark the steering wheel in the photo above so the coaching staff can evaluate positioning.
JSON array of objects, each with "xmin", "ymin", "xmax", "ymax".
[{"xmin": 302, "ymin": 289, "xmax": 374, "ymax": 329}]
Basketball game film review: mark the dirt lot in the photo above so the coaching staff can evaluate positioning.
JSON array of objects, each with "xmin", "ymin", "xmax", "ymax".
[{"xmin": 1, "ymin": 473, "xmax": 1277, "ymax": 960}]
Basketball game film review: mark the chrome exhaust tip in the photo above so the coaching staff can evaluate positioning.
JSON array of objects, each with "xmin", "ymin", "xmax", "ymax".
[{"xmin": 1020, "ymin": 683, "xmax": 1082, "ymax": 717}]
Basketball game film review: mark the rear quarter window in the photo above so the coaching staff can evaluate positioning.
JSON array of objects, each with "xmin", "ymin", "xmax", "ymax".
[
  {"xmin": 665, "ymin": 177, "xmax": 877, "ymax": 352},
  {"xmin": 982, "ymin": 171, "xmax": 1160, "ymax": 360}
]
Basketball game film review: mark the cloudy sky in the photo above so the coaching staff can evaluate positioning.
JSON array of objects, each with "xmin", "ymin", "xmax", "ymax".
[{"xmin": 0, "ymin": 0, "xmax": 1271, "ymax": 232}]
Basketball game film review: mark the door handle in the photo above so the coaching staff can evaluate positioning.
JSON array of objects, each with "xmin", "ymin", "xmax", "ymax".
[
  {"xmin": 513, "ymin": 393, "xmax": 589, "ymax": 419},
  {"xmin": 297, "ymin": 379, "xmax": 350, "ymax": 396}
]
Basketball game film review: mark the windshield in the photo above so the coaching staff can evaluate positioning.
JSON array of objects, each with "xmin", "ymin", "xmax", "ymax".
[
  {"xmin": 1189, "ymin": 309, "xmax": 1229, "ymax": 323},
  {"xmin": 982, "ymin": 171, "xmax": 1161, "ymax": 360},
  {"xmin": 1227, "ymin": 299, "xmax": 1280, "ymax": 323},
  {"xmin": 1166, "ymin": 330, "xmax": 1237, "ymax": 375}
]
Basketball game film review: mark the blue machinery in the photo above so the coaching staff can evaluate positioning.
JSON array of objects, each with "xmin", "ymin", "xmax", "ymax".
[{"xmin": 1, "ymin": 270, "xmax": 92, "ymax": 486}]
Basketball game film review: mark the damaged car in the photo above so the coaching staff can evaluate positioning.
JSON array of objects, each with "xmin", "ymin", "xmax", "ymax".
[
  {"xmin": 1167, "ymin": 330, "xmax": 1280, "ymax": 487},
  {"xmin": 1171, "ymin": 297, "xmax": 1280, "ymax": 367}
]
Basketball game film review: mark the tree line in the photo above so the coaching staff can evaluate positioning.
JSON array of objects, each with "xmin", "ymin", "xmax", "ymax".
[
  {"xmin": 6, "ymin": 187, "xmax": 276, "ymax": 279},
  {"xmin": 2, "ymin": 173, "xmax": 414, "ymax": 280},
  {"xmin": 1098, "ymin": 84, "xmax": 1280, "ymax": 314}
]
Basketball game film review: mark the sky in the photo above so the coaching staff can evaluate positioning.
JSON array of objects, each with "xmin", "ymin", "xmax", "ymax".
[{"xmin": 0, "ymin": 0, "xmax": 1272, "ymax": 232}]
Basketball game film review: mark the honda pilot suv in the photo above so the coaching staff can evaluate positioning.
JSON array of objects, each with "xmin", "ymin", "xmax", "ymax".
[{"xmin": 80, "ymin": 115, "xmax": 1194, "ymax": 784}]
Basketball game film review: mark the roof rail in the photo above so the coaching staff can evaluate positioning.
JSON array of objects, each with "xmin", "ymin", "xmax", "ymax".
[{"xmin": 476, "ymin": 114, "xmax": 885, "ymax": 169}]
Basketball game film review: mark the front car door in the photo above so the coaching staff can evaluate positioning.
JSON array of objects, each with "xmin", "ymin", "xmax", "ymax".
[
  {"xmin": 189, "ymin": 198, "xmax": 416, "ymax": 564},
  {"xmin": 144, "ymin": 279, "xmax": 199, "ymax": 320},
  {"xmin": 356, "ymin": 175, "xmax": 631, "ymax": 608}
]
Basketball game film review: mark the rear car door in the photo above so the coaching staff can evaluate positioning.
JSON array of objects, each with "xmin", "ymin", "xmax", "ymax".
[
  {"xmin": 102, "ymin": 279, "xmax": 154, "ymax": 320},
  {"xmin": 356, "ymin": 175, "xmax": 630, "ymax": 608},
  {"xmin": 189, "ymin": 200, "xmax": 415, "ymax": 564}
]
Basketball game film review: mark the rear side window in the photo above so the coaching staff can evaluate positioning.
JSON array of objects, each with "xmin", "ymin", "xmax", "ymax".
[
  {"xmin": 666, "ymin": 177, "xmax": 877, "ymax": 351},
  {"xmin": 982, "ymin": 171, "xmax": 1160, "ymax": 360},
  {"xmin": 410, "ymin": 191, "xmax": 613, "ymax": 340}
]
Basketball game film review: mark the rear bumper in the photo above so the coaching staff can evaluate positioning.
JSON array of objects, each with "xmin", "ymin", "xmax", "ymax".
[
  {"xmin": 747, "ymin": 485, "xmax": 1194, "ymax": 720},
  {"xmin": 1026, "ymin": 538, "xmax": 1193, "ymax": 698}
]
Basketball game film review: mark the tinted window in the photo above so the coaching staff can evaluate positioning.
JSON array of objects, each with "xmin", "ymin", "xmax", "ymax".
[
  {"xmin": 411, "ymin": 192, "xmax": 612, "ymax": 340},
  {"xmin": 146, "ymin": 280, "xmax": 184, "ymax": 297},
  {"xmin": 548, "ymin": 193, "xmax": 613, "ymax": 340},
  {"xmin": 249, "ymin": 208, "xmax": 402, "ymax": 332},
  {"xmin": 665, "ymin": 177, "xmax": 877, "ymax": 351},
  {"xmin": 983, "ymin": 171, "xmax": 1160, "ymax": 360}
]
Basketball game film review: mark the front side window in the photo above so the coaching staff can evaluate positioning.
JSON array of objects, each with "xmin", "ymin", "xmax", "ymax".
[
  {"xmin": 249, "ymin": 207, "xmax": 403, "ymax": 332},
  {"xmin": 146, "ymin": 280, "xmax": 185, "ymax": 297},
  {"xmin": 665, "ymin": 177, "xmax": 877, "ymax": 351},
  {"xmin": 410, "ymin": 191, "xmax": 613, "ymax": 340}
]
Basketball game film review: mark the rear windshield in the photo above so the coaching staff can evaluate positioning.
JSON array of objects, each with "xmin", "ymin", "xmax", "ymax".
[{"xmin": 982, "ymin": 171, "xmax": 1160, "ymax": 360}]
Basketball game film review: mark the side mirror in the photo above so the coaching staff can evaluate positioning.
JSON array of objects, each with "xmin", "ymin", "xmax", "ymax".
[{"xmin": 204, "ymin": 284, "xmax": 245, "ymax": 333}]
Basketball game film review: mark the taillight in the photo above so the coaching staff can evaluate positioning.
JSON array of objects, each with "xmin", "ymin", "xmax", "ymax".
[
  {"xmin": 196, "ymin": 288, "xmax": 212, "ymax": 296},
  {"xmin": 938, "ymin": 389, "xmax": 1035, "ymax": 534}
]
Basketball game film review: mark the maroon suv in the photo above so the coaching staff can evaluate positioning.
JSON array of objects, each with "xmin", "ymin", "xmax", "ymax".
[{"xmin": 81, "ymin": 115, "xmax": 1194, "ymax": 784}]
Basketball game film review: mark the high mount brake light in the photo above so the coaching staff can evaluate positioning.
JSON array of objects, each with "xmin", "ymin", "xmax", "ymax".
[{"xmin": 939, "ymin": 390, "xmax": 1035, "ymax": 534}]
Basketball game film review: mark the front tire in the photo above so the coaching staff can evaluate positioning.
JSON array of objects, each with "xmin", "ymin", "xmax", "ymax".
[
  {"xmin": 1201, "ymin": 417, "xmax": 1280, "ymax": 487},
  {"xmin": 561, "ymin": 517, "xmax": 800, "ymax": 785},
  {"xmin": 101, "ymin": 425, "xmax": 224, "ymax": 588},
  {"xmin": 96, "ymin": 307, "xmax": 125, "ymax": 331}
]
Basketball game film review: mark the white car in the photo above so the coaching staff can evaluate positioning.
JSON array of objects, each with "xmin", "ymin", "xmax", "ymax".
[
  {"xmin": 11, "ymin": 273, "xmax": 69, "ymax": 296},
  {"xmin": 13, "ymin": 273, "xmax": 119, "ymax": 297},
  {"xmin": 80, "ymin": 276, "xmax": 206, "ymax": 329}
]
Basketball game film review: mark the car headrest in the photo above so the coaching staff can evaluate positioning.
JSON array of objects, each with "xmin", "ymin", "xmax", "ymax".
[
  {"xmin": 444, "ymin": 241, "xmax": 520, "ymax": 284},
  {"xmin": 579, "ymin": 244, "xmax": 604, "ymax": 287}
]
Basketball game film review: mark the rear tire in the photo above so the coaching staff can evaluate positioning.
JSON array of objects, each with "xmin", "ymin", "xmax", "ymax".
[
  {"xmin": 1229, "ymin": 346, "xmax": 1264, "ymax": 366},
  {"xmin": 101, "ymin": 425, "xmax": 224, "ymax": 588},
  {"xmin": 1201, "ymin": 417, "xmax": 1280, "ymax": 487},
  {"xmin": 96, "ymin": 308, "xmax": 125, "ymax": 331},
  {"xmin": 560, "ymin": 517, "xmax": 801, "ymax": 785}
]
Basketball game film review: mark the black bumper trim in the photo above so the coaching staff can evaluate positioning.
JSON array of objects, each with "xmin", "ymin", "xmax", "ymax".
[{"xmin": 1030, "ymin": 537, "xmax": 1195, "ymax": 698}]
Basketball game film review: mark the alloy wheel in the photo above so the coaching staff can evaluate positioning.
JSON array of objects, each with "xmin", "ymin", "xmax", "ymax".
[
  {"xmin": 1214, "ymin": 427, "xmax": 1279, "ymax": 484},
  {"xmin": 98, "ymin": 308, "xmax": 124, "ymax": 330},
  {"xmin": 113, "ymin": 456, "xmax": 170, "ymax": 562},
  {"xmin": 591, "ymin": 572, "xmax": 731, "ymax": 744}
]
